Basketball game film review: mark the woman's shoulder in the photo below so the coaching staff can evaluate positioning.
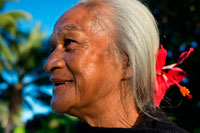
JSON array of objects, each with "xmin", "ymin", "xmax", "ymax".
[
  {"xmin": 134, "ymin": 110, "xmax": 189, "ymax": 133},
  {"xmin": 76, "ymin": 111, "xmax": 189, "ymax": 133}
]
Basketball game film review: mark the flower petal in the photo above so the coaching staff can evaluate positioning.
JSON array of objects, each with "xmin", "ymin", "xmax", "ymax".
[
  {"xmin": 156, "ymin": 45, "xmax": 167, "ymax": 74},
  {"xmin": 178, "ymin": 47, "xmax": 194, "ymax": 64},
  {"xmin": 165, "ymin": 67, "xmax": 186, "ymax": 86},
  {"xmin": 162, "ymin": 47, "xmax": 194, "ymax": 70},
  {"xmin": 154, "ymin": 75, "xmax": 169, "ymax": 107}
]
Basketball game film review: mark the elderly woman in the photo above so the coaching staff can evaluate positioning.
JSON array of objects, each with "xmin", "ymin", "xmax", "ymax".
[{"xmin": 45, "ymin": 0, "xmax": 188, "ymax": 132}]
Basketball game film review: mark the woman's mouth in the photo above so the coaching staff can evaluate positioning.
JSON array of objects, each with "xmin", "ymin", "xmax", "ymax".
[
  {"xmin": 50, "ymin": 77, "xmax": 74, "ymax": 92},
  {"xmin": 54, "ymin": 81, "xmax": 73, "ymax": 86}
]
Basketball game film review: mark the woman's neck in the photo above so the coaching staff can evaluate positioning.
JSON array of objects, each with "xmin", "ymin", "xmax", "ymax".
[{"xmin": 75, "ymin": 88, "xmax": 140, "ymax": 128}]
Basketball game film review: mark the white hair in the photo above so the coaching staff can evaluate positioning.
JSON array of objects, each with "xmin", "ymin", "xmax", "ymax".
[{"xmin": 78, "ymin": 0, "xmax": 159, "ymax": 115}]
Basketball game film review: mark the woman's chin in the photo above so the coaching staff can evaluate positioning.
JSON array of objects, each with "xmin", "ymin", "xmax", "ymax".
[
  {"xmin": 51, "ymin": 97, "xmax": 68, "ymax": 113},
  {"xmin": 50, "ymin": 94, "xmax": 79, "ymax": 114}
]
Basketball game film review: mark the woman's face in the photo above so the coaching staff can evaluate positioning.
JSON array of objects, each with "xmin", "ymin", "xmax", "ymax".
[{"xmin": 45, "ymin": 5, "xmax": 123, "ymax": 114}]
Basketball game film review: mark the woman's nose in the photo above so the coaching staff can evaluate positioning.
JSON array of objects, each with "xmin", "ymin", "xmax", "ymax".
[{"xmin": 44, "ymin": 50, "xmax": 65, "ymax": 73}]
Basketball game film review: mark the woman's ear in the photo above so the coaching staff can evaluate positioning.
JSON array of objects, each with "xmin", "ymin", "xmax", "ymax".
[
  {"xmin": 122, "ymin": 64, "xmax": 132, "ymax": 81},
  {"xmin": 121, "ymin": 54, "xmax": 132, "ymax": 80}
]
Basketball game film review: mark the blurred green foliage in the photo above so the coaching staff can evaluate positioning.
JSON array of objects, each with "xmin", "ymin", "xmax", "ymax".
[
  {"xmin": 0, "ymin": 0, "xmax": 52, "ymax": 132},
  {"xmin": 25, "ymin": 113, "xmax": 78, "ymax": 133}
]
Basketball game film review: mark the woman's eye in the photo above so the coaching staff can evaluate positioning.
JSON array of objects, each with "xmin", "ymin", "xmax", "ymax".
[
  {"xmin": 64, "ymin": 39, "xmax": 76, "ymax": 52},
  {"xmin": 64, "ymin": 39, "xmax": 76, "ymax": 46}
]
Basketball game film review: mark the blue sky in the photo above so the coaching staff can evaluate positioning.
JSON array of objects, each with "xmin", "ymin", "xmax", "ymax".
[{"xmin": 3, "ymin": 0, "xmax": 78, "ymax": 37}]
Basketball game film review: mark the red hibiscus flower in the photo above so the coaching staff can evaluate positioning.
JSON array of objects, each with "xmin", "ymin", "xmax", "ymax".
[{"xmin": 154, "ymin": 45, "xmax": 193, "ymax": 107}]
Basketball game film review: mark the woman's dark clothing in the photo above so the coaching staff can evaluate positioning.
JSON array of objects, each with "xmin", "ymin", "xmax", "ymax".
[{"xmin": 76, "ymin": 111, "xmax": 188, "ymax": 133}]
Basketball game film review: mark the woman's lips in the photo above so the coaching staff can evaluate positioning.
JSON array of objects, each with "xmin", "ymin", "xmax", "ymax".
[
  {"xmin": 50, "ymin": 77, "xmax": 73, "ymax": 93},
  {"xmin": 54, "ymin": 81, "xmax": 72, "ymax": 86},
  {"xmin": 53, "ymin": 81, "xmax": 73, "ymax": 93},
  {"xmin": 51, "ymin": 77, "xmax": 73, "ymax": 85}
]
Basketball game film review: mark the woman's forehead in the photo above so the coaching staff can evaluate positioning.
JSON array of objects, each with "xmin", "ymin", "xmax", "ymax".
[
  {"xmin": 52, "ymin": 8, "xmax": 113, "ymax": 43},
  {"xmin": 54, "ymin": 5, "xmax": 87, "ymax": 31}
]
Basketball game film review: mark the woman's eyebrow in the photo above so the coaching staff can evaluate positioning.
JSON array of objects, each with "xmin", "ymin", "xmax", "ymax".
[
  {"xmin": 57, "ymin": 25, "xmax": 83, "ymax": 34},
  {"xmin": 62, "ymin": 25, "xmax": 82, "ymax": 31},
  {"xmin": 55, "ymin": 25, "xmax": 83, "ymax": 38}
]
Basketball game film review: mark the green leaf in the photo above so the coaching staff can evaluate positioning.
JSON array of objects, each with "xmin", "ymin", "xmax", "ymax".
[
  {"xmin": 6, "ymin": 10, "xmax": 31, "ymax": 20},
  {"xmin": 0, "ymin": 13, "xmax": 16, "ymax": 26},
  {"xmin": 0, "ymin": 60, "xmax": 3, "ymax": 73},
  {"xmin": 10, "ymin": 43, "xmax": 19, "ymax": 63},
  {"xmin": 0, "ymin": 11, "xmax": 31, "ymax": 37},
  {"xmin": 19, "ymin": 23, "xmax": 46, "ymax": 57},
  {"xmin": 0, "ymin": 102, "xmax": 9, "ymax": 127},
  {"xmin": 0, "ymin": 13, "xmax": 17, "ymax": 35},
  {"xmin": 0, "ymin": 35, "xmax": 15, "ymax": 65},
  {"xmin": 13, "ymin": 126, "xmax": 25, "ymax": 133}
]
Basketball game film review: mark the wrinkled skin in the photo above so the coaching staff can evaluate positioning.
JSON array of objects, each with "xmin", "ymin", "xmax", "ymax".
[
  {"xmin": 45, "ymin": 4, "xmax": 123, "ymax": 114},
  {"xmin": 45, "ymin": 4, "xmax": 138, "ymax": 128}
]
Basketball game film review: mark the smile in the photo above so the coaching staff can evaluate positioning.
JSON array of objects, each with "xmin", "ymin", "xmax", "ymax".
[
  {"xmin": 51, "ymin": 77, "xmax": 73, "ymax": 86},
  {"xmin": 54, "ymin": 81, "xmax": 72, "ymax": 86}
]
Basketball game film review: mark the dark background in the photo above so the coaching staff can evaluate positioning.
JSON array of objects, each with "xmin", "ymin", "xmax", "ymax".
[{"xmin": 146, "ymin": 0, "xmax": 200, "ymax": 132}]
